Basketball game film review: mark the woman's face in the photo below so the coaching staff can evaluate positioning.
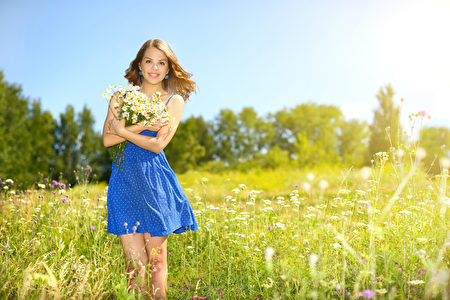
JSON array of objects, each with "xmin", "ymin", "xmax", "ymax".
[{"xmin": 139, "ymin": 47, "xmax": 169, "ymax": 85}]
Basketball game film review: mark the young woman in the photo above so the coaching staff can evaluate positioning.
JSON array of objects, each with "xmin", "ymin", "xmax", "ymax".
[{"xmin": 102, "ymin": 39, "xmax": 199, "ymax": 299}]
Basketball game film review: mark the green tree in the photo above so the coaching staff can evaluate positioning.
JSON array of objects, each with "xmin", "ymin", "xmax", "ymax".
[
  {"xmin": 420, "ymin": 126, "xmax": 450, "ymax": 174},
  {"xmin": 338, "ymin": 119, "xmax": 369, "ymax": 167},
  {"xmin": 214, "ymin": 109, "xmax": 239, "ymax": 165},
  {"xmin": 368, "ymin": 84, "xmax": 402, "ymax": 161},
  {"xmin": 0, "ymin": 72, "xmax": 33, "ymax": 187},
  {"xmin": 53, "ymin": 105, "xmax": 80, "ymax": 185},
  {"xmin": 27, "ymin": 100, "xmax": 57, "ymax": 178},
  {"xmin": 272, "ymin": 103, "xmax": 343, "ymax": 165},
  {"xmin": 164, "ymin": 117, "xmax": 207, "ymax": 173}
]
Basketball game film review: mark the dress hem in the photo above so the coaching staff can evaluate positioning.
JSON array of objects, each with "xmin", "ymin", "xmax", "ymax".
[{"xmin": 107, "ymin": 223, "xmax": 198, "ymax": 237}]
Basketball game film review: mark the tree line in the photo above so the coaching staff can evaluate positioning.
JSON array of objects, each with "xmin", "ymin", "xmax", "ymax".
[{"xmin": 0, "ymin": 71, "xmax": 448, "ymax": 189}]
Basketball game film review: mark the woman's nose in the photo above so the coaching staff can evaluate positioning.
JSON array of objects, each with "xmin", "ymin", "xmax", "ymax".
[{"xmin": 152, "ymin": 63, "xmax": 159, "ymax": 70}]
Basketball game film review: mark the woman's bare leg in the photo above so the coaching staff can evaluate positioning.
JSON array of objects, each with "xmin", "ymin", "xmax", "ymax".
[
  {"xmin": 120, "ymin": 233, "xmax": 148, "ymax": 296},
  {"xmin": 144, "ymin": 233, "xmax": 168, "ymax": 300}
]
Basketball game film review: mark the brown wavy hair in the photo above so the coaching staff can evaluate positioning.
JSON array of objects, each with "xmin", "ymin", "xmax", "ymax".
[{"xmin": 124, "ymin": 39, "xmax": 197, "ymax": 101}]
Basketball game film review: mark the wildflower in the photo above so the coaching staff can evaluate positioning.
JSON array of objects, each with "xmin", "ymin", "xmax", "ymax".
[
  {"xmin": 359, "ymin": 167, "xmax": 371, "ymax": 180},
  {"xmin": 415, "ymin": 249, "xmax": 426, "ymax": 257},
  {"xmin": 238, "ymin": 184, "xmax": 246, "ymax": 190},
  {"xmin": 201, "ymin": 177, "xmax": 208, "ymax": 183},
  {"xmin": 415, "ymin": 148, "xmax": 426, "ymax": 161},
  {"xmin": 5, "ymin": 179, "xmax": 14, "ymax": 184},
  {"xmin": 37, "ymin": 183, "xmax": 45, "ymax": 189},
  {"xmin": 398, "ymin": 210, "xmax": 413, "ymax": 215},
  {"xmin": 407, "ymin": 280, "xmax": 425, "ymax": 285},
  {"xmin": 306, "ymin": 173, "xmax": 315, "ymax": 181},
  {"xmin": 91, "ymin": 226, "xmax": 96, "ymax": 230},
  {"xmin": 318, "ymin": 179, "xmax": 328, "ymax": 190},
  {"xmin": 309, "ymin": 254, "xmax": 318, "ymax": 268},
  {"xmin": 263, "ymin": 199, "xmax": 271, "ymax": 205},
  {"xmin": 232, "ymin": 188, "xmax": 240, "ymax": 194},
  {"xmin": 440, "ymin": 157, "xmax": 450, "ymax": 170},
  {"xmin": 302, "ymin": 182, "xmax": 311, "ymax": 192},
  {"xmin": 60, "ymin": 196, "xmax": 69, "ymax": 203},
  {"xmin": 361, "ymin": 289, "xmax": 375, "ymax": 299},
  {"xmin": 332, "ymin": 243, "xmax": 341, "ymax": 249},
  {"xmin": 86, "ymin": 166, "xmax": 93, "ymax": 173},
  {"xmin": 51, "ymin": 180, "xmax": 58, "ymax": 186},
  {"xmin": 59, "ymin": 182, "xmax": 66, "ymax": 189},
  {"xmin": 338, "ymin": 189, "xmax": 351, "ymax": 195}
]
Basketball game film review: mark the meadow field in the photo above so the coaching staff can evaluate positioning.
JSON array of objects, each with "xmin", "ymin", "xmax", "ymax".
[{"xmin": 0, "ymin": 152, "xmax": 449, "ymax": 299}]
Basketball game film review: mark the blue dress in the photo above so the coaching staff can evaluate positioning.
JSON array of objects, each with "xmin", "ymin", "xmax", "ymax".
[{"xmin": 107, "ymin": 95, "xmax": 199, "ymax": 236}]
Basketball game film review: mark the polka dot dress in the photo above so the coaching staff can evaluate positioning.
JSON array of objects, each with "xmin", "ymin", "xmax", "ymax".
[{"xmin": 106, "ymin": 95, "xmax": 199, "ymax": 236}]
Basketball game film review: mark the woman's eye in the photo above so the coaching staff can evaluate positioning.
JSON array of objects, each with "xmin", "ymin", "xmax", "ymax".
[
  {"xmin": 160, "ymin": 62, "xmax": 165, "ymax": 65},
  {"xmin": 145, "ymin": 60, "xmax": 151, "ymax": 63}
]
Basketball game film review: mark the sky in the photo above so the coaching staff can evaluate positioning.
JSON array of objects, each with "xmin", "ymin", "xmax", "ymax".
[{"xmin": 1, "ymin": 0, "xmax": 449, "ymax": 133}]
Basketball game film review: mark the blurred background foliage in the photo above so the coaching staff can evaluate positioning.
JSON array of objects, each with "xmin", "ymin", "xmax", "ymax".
[{"xmin": 0, "ymin": 71, "xmax": 448, "ymax": 189}]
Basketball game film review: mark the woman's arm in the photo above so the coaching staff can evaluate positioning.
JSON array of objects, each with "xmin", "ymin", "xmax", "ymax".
[
  {"xmin": 110, "ymin": 95, "xmax": 184, "ymax": 154},
  {"xmin": 102, "ymin": 93, "xmax": 168, "ymax": 147}
]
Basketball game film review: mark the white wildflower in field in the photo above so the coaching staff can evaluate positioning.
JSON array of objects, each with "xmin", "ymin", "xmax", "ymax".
[
  {"xmin": 5, "ymin": 179, "xmax": 14, "ymax": 184},
  {"xmin": 238, "ymin": 184, "xmax": 246, "ymax": 190},
  {"xmin": 415, "ymin": 147, "xmax": 426, "ymax": 161},
  {"xmin": 332, "ymin": 243, "xmax": 341, "ymax": 249},
  {"xmin": 355, "ymin": 190, "xmax": 366, "ymax": 196},
  {"xmin": 440, "ymin": 157, "xmax": 450, "ymax": 169},
  {"xmin": 359, "ymin": 167, "xmax": 371, "ymax": 180},
  {"xmin": 263, "ymin": 199, "xmax": 272, "ymax": 205},
  {"xmin": 306, "ymin": 173, "xmax": 315, "ymax": 181},
  {"xmin": 184, "ymin": 188, "xmax": 193, "ymax": 193},
  {"xmin": 415, "ymin": 249, "xmax": 426, "ymax": 257},
  {"xmin": 338, "ymin": 189, "xmax": 351, "ymax": 195},
  {"xmin": 305, "ymin": 214, "xmax": 315, "ymax": 219},
  {"xmin": 330, "ymin": 216, "xmax": 340, "ymax": 220},
  {"xmin": 246, "ymin": 202, "xmax": 255, "ymax": 205},
  {"xmin": 398, "ymin": 210, "xmax": 413, "ymax": 215},
  {"xmin": 356, "ymin": 222, "xmax": 368, "ymax": 227},
  {"xmin": 206, "ymin": 205, "xmax": 220, "ymax": 210},
  {"xmin": 309, "ymin": 253, "xmax": 318, "ymax": 268},
  {"xmin": 318, "ymin": 180, "xmax": 328, "ymax": 190},
  {"xmin": 261, "ymin": 207, "xmax": 273, "ymax": 212},
  {"xmin": 302, "ymin": 182, "xmax": 311, "ymax": 192},
  {"xmin": 99, "ymin": 197, "xmax": 107, "ymax": 201},
  {"xmin": 37, "ymin": 184, "xmax": 45, "ymax": 189},
  {"xmin": 201, "ymin": 177, "xmax": 208, "ymax": 183},
  {"xmin": 187, "ymin": 246, "xmax": 194, "ymax": 249},
  {"xmin": 277, "ymin": 200, "xmax": 285, "ymax": 205},
  {"xmin": 232, "ymin": 188, "xmax": 240, "ymax": 194},
  {"xmin": 407, "ymin": 280, "xmax": 425, "ymax": 285}
]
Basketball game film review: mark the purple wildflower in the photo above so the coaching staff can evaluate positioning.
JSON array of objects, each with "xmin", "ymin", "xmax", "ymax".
[
  {"xmin": 91, "ymin": 226, "xmax": 96, "ymax": 230},
  {"xmin": 267, "ymin": 225, "xmax": 272, "ymax": 230},
  {"xmin": 61, "ymin": 196, "xmax": 69, "ymax": 203},
  {"xmin": 52, "ymin": 180, "xmax": 58, "ymax": 186},
  {"xmin": 87, "ymin": 166, "xmax": 92, "ymax": 173},
  {"xmin": 44, "ymin": 177, "xmax": 49, "ymax": 182},
  {"xmin": 59, "ymin": 182, "xmax": 66, "ymax": 189},
  {"xmin": 362, "ymin": 289, "xmax": 375, "ymax": 299}
]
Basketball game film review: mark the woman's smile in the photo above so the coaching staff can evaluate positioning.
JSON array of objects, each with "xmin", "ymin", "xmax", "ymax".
[{"xmin": 149, "ymin": 72, "xmax": 160, "ymax": 78}]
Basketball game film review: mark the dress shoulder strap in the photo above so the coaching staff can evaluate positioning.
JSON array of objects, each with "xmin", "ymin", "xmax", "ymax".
[{"xmin": 165, "ymin": 94, "xmax": 174, "ymax": 106}]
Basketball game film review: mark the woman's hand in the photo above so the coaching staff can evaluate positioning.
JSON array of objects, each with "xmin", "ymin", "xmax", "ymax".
[
  {"xmin": 131, "ymin": 118, "xmax": 170, "ymax": 132},
  {"xmin": 106, "ymin": 117, "xmax": 126, "ymax": 136}
]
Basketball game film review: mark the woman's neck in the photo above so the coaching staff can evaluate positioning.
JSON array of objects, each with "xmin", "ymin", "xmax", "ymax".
[{"xmin": 139, "ymin": 82, "xmax": 167, "ymax": 98}]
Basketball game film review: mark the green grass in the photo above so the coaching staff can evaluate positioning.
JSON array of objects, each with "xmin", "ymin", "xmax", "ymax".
[{"xmin": 0, "ymin": 153, "xmax": 449, "ymax": 299}]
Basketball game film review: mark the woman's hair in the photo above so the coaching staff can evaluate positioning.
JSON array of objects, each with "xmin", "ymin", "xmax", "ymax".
[{"xmin": 124, "ymin": 39, "xmax": 197, "ymax": 101}]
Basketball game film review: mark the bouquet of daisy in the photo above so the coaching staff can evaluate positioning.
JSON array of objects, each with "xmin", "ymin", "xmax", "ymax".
[{"xmin": 103, "ymin": 84, "xmax": 169, "ymax": 168}]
